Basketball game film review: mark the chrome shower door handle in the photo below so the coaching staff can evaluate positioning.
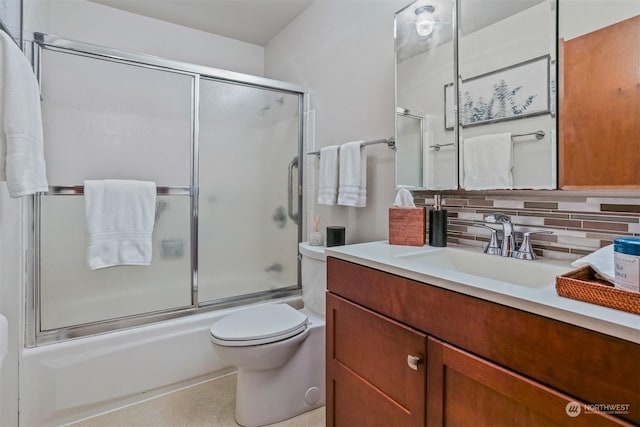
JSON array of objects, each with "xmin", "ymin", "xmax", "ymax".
[{"xmin": 287, "ymin": 156, "xmax": 299, "ymax": 225}]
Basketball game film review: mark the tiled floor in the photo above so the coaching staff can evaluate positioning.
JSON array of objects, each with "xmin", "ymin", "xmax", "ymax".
[{"xmin": 70, "ymin": 374, "xmax": 325, "ymax": 427}]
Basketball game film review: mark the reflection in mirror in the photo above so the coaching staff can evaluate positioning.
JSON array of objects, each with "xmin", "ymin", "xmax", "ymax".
[
  {"xmin": 396, "ymin": 109, "xmax": 424, "ymax": 188},
  {"xmin": 395, "ymin": 0, "xmax": 457, "ymax": 190},
  {"xmin": 558, "ymin": 1, "xmax": 639, "ymax": 188},
  {"xmin": 458, "ymin": 0, "xmax": 557, "ymax": 190}
]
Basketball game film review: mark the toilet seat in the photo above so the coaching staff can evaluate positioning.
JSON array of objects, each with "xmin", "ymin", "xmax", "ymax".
[{"xmin": 210, "ymin": 304, "xmax": 308, "ymax": 346}]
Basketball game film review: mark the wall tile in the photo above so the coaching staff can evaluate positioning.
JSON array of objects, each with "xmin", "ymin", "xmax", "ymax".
[
  {"xmin": 582, "ymin": 221, "xmax": 629, "ymax": 232},
  {"xmin": 523, "ymin": 201, "xmax": 559, "ymax": 210},
  {"xmin": 600, "ymin": 204, "xmax": 640, "ymax": 213},
  {"xmin": 571, "ymin": 214, "xmax": 639, "ymax": 223},
  {"xmin": 412, "ymin": 190, "xmax": 640, "ymax": 260}
]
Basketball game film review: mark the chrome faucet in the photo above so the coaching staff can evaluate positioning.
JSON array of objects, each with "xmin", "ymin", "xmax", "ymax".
[
  {"xmin": 484, "ymin": 213, "xmax": 515, "ymax": 257},
  {"xmin": 512, "ymin": 230, "xmax": 553, "ymax": 260},
  {"xmin": 469, "ymin": 224, "xmax": 501, "ymax": 255}
]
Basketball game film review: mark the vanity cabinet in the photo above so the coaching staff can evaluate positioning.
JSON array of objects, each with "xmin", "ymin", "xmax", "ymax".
[{"xmin": 326, "ymin": 257, "xmax": 639, "ymax": 426}]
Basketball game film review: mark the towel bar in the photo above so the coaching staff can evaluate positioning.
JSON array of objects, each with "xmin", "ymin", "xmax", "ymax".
[
  {"xmin": 307, "ymin": 137, "xmax": 395, "ymax": 157},
  {"xmin": 45, "ymin": 186, "xmax": 191, "ymax": 196},
  {"xmin": 430, "ymin": 143, "xmax": 456, "ymax": 151},
  {"xmin": 512, "ymin": 130, "xmax": 545, "ymax": 140}
]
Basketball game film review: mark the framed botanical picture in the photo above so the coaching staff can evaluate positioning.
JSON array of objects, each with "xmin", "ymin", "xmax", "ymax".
[
  {"xmin": 0, "ymin": 0, "xmax": 22, "ymax": 47},
  {"xmin": 459, "ymin": 55, "xmax": 550, "ymax": 127},
  {"xmin": 444, "ymin": 83, "xmax": 454, "ymax": 131}
]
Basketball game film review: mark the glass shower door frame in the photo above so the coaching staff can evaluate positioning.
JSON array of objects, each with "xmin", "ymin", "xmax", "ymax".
[{"xmin": 26, "ymin": 33, "xmax": 307, "ymax": 346}]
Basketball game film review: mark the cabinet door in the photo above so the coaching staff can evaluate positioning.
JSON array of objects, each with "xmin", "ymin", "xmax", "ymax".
[
  {"xmin": 426, "ymin": 337, "xmax": 632, "ymax": 427},
  {"xmin": 327, "ymin": 293, "xmax": 427, "ymax": 427},
  {"xmin": 559, "ymin": 15, "xmax": 640, "ymax": 189}
]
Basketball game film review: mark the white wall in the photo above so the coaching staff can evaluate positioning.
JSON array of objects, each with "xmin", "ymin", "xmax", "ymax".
[
  {"xmin": 559, "ymin": 0, "xmax": 639, "ymax": 40},
  {"xmin": 264, "ymin": 0, "xmax": 407, "ymax": 244},
  {"xmin": 28, "ymin": 0, "xmax": 265, "ymax": 76}
]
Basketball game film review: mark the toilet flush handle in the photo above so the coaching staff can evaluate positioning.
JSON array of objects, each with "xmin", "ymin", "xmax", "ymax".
[{"xmin": 407, "ymin": 354, "xmax": 422, "ymax": 371}]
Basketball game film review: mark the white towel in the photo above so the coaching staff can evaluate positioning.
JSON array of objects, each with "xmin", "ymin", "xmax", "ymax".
[
  {"xmin": 338, "ymin": 140, "xmax": 366, "ymax": 207},
  {"xmin": 463, "ymin": 133, "xmax": 513, "ymax": 190},
  {"xmin": 84, "ymin": 180, "xmax": 156, "ymax": 270},
  {"xmin": 571, "ymin": 245, "xmax": 616, "ymax": 284},
  {"xmin": 0, "ymin": 31, "xmax": 48, "ymax": 198},
  {"xmin": 317, "ymin": 145, "xmax": 339, "ymax": 205}
]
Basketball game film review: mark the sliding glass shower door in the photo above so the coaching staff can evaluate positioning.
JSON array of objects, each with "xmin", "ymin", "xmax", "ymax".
[
  {"xmin": 30, "ymin": 34, "xmax": 305, "ymax": 345},
  {"xmin": 198, "ymin": 79, "xmax": 301, "ymax": 303}
]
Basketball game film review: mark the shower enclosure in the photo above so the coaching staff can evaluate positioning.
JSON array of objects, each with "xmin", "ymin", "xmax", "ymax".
[{"xmin": 28, "ymin": 34, "xmax": 306, "ymax": 346}]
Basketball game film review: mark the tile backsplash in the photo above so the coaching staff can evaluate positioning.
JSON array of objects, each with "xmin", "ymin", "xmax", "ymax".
[{"xmin": 412, "ymin": 190, "xmax": 640, "ymax": 261}]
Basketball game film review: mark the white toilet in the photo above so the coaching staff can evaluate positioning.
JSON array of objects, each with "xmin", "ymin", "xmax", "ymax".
[{"xmin": 209, "ymin": 242, "xmax": 326, "ymax": 427}]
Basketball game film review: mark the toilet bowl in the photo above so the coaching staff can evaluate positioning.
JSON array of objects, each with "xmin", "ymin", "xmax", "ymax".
[{"xmin": 209, "ymin": 243, "xmax": 326, "ymax": 427}]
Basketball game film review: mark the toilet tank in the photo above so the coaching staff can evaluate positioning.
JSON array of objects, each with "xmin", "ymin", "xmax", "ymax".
[{"xmin": 298, "ymin": 243, "xmax": 326, "ymax": 316}]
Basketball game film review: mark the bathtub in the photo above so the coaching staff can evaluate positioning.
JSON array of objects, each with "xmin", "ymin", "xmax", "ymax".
[{"xmin": 19, "ymin": 296, "xmax": 302, "ymax": 427}]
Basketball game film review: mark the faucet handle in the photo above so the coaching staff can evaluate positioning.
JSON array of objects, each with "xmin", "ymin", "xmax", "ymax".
[
  {"xmin": 512, "ymin": 230, "xmax": 553, "ymax": 260},
  {"xmin": 484, "ymin": 213, "xmax": 511, "ymax": 224},
  {"xmin": 469, "ymin": 224, "xmax": 501, "ymax": 255}
]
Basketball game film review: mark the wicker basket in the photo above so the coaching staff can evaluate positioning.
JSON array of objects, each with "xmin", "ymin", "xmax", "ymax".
[
  {"xmin": 556, "ymin": 266, "xmax": 640, "ymax": 315},
  {"xmin": 389, "ymin": 207, "xmax": 426, "ymax": 246}
]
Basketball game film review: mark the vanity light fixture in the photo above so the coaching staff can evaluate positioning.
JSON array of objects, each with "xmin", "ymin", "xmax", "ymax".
[{"xmin": 414, "ymin": 4, "xmax": 438, "ymax": 37}]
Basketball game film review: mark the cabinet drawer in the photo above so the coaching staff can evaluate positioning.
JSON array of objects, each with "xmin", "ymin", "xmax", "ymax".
[{"xmin": 327, "ymin": 293, "xmax": 426, "ymax": 426}]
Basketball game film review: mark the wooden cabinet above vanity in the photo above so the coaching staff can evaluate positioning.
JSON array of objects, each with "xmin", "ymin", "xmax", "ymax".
[
  {"xmin": 559, "ymin": 15, "xmax": 640, "ymax": 189},
  {"xmin": 326, "ymin": 256, "xmax": 640, "ymax": 426}
]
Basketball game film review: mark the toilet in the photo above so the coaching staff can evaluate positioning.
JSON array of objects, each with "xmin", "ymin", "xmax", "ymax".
[{"xmin": 209, "ymin": 242, "xmax": 326, "ymax": 427}]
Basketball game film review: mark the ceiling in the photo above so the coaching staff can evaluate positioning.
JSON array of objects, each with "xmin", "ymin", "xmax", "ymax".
[{"xmin": 87, "ymin": 0, "xmax": 315, "ymax": 46}]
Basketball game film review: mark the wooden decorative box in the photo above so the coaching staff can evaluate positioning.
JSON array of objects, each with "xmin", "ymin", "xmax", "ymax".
[
  {"xmin": 389, "ymin": 207, "xmax": 426, "ymax": 246},
  {"xmin": 556, "ymin": 265, "xmax": 640, "ymax": 314}
]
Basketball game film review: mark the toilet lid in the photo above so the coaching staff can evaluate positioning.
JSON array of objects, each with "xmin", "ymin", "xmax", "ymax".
[{"xmin": 209, "ymin": 304, "xmax": 308, "ymax": 346}]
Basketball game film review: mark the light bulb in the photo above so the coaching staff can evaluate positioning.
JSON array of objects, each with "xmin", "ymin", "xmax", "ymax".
[{"xmin": 415, "ymin": 12, "xmax": 435, "ymax": 36}]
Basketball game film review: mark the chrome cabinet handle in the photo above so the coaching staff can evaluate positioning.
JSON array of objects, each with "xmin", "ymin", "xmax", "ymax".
[{"xmin": 407, "ymin": 355, "xmax": 422, "ymax": 371}]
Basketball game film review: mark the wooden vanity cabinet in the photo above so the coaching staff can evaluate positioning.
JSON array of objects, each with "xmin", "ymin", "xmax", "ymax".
[{"xmin": 326, "ymin": 257, "xmax": 640, "ymax": 427}]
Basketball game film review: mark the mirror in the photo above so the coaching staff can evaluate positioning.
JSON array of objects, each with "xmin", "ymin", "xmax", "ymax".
[
  {"xmin": 395, "ymin": 0, "xmax": 457, "ymax": 190},
  {"xmin": 558, "ymin": 1, "xmax": 639, "ymax": 188},
  {"xmin": 458, "ymin": 0, "xmax": 556, "ymax": 190},
  {"xmin": 395, "ymin": 108, "xmax": 425, "ymax": 188},
  {"xmin": 395, "ymin": 0, "xmax": 557, "ymax": 190}
]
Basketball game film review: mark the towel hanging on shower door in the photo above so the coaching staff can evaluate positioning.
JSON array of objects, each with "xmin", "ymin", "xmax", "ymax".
[{"xmin": 84, "ymin": 179, "xmax": 157, "ymax": 270}]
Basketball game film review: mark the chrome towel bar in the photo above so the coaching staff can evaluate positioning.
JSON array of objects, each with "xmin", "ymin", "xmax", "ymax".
[
  {"xmin": 512, "ymin": 130, "xmax": 545, "ymax": 140},
  {"xmin": 307, "ymin": 137, "xmax": 395, "ymax": 157},
  {"xmin": 45, "ymin": 186, "xmax": 191, "ymax": 196}
]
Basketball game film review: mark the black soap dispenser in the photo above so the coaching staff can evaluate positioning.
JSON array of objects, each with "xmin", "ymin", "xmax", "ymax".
[{"xmin": 429, "ymin": 194, "xmax": 447, "ymax": 247}]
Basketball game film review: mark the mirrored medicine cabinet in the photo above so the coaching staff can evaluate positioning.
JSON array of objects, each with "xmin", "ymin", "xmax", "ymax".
[{"xmin": 395, "ymin": 0, "xmax": 639, "ymax": 190}]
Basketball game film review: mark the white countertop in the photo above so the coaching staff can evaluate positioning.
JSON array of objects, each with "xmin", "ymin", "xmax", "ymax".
[{"xmin": 326, "ymin": 241, "xmax": 640, "ymax": 344}]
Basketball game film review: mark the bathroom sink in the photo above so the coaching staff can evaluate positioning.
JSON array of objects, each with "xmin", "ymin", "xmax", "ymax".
[{"xmin": 395, "ymin": 247, "xmax": 569, "ymax": 288}]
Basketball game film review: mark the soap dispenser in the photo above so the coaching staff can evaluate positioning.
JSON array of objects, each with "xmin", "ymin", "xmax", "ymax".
[{"xmin": 429, "ymin": 194, "xmax": 447, "ymax": 247}]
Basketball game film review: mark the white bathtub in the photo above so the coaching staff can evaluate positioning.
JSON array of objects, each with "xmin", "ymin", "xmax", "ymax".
[{"xmin": 19, "ymin": 296, "xmax": 302, "ymax": 427}]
